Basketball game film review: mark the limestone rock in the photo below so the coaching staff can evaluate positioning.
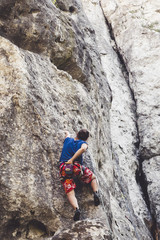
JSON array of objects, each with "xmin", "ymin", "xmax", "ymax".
[
  {"xmin": 0, "ymin": 0, "xmax": 74, "ymax": 67},
  {"xmin": 0, "ymin": 0, "xmax": 159, "ymax": 239},
  {"xmin": 143, "ymin": 157, "xmax": 160, "ymax": 232},
  {"xmin": 81, "ymin": 0, "xmax": 152, "ymax": 239},
  {"xmin": 0, "ymin": 0, "xmax": 103, "ymax": 86},
  {"xmin": 101, "ymin": 0, "xmax": 160, "ymax": 159},
  {"xmin": 101, "ymin": 0, "xmax": 160, "ymax": 237},
  {"xmin": 52, "ymin": 220, "xmax": 112, "ymax": 240},
  {"xmin": 0, "ymin": 33, "xmax": 110, "ymax": 239}
]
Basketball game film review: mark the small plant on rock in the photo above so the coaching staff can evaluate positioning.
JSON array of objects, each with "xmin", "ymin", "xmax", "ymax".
[
  {"xmin": 142, "ymin": 21, "xmax": 160, "ymax": 32},
  {"xmin": 51, "ymin": 0, "xmax": 58, "ymax": 7}
]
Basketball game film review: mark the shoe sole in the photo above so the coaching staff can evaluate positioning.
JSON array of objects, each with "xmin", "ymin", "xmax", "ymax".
[
  {"xmin": 94, "ymin": 195, "xmax": 100, "ymax": 206},
  {"xmin": 73, "ymin": 210, "xmax": 81, "ymax": 221}
]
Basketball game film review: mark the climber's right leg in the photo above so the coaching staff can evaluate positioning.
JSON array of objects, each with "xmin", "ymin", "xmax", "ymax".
[
  {"xmin": 67, "ymin": 189, "xmax": 79, "ymax": 210},
  {"xmin": 62, "ymin": 178, "xmax": 81, "ymax": 221},
  {"xmin": 67, "ymin": 189, "xmax": 81, "ymax": 221},
  {"xmin": 59, "ymin": 163, "xmax": 80, "ymax": 220}
]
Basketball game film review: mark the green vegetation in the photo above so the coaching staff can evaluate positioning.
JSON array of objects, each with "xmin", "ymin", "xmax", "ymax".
[
  {"xmin": 129, "ymin": 10, "xmax": 138, "ymax": 14},
  {"xmin": 51, "ymin": 0, "xmax": 58, "ymax": 8},
  {"xmin": 142, "ymin": 21, "xmax": 160, "ymax": 32},
  {"xmin": 52, "ymin": 0, "xmax": 58, "ymax": 7},
  {"xmin": 147, "ymin": 21, "xmax": 158, "ymax": 29},
  {"xmin": 154, "ymin": 29, "xmax": 160, "ymax": 33},
  {"xmin": 52, "ymin": 0, "xmax": 56, "ymax": 4}
]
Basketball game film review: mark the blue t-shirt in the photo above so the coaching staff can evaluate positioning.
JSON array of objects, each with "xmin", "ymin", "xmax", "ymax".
[{"xmin": 59, "ymin": 137, "xmax": 87, "ymax": 165}]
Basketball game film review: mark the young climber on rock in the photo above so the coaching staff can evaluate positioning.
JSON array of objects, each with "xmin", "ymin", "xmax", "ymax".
[{"xmin": 59, "ymin": 129, "xmax": 100, "ymax": 221}]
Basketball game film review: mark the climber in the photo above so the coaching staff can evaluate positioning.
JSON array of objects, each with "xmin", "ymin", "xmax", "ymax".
[{"xmin": 59, "ymin": 129, "xmax": 100, "ymax": 221}]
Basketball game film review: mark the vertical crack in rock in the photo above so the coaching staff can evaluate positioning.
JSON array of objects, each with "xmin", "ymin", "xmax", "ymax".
[
  {"xmin": 100, "ymin": 5, "xmax": 157, "ymax": 240},
  {"xmin": 136, "ymin": 158, "xmax": 158, "ymax": 240},
  {"xmin": 136, "ymin": 159, "xmax": 150, "ymax": 211}
]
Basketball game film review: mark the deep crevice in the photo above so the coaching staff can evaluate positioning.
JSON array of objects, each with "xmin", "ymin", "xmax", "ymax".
[
  {"xmin": 135, "ymin": 159, "xmax": 151, "ymax": 211},
  {"xmin": 136, "ymin": 159, "xmax": 158, "ymax": 240},
  {"xmin": 100, "ymin": 4, "xmax": 158, "ymax": 239}
]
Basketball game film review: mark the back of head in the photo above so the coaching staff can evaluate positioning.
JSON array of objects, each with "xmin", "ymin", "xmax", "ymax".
[{"xmin": 77, "ymin": 129, "xmax": 89, "ymax": 141}]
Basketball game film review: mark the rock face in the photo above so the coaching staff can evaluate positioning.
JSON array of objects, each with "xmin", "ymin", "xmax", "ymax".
[
  {"xmin": 143, "ymin": 157, "xmax": 160, "ymax": 236},
  {"xmin": 0, "ymin": 0, "xmax": 159, "ymax": 239},
  {"xmin": 101, "ymin": 0, "xmax": 160, "ymax": 238},
  {"xmin": 52, "ymin": 220, "xmax": 112, "ymax": 240},
  {"xmin": 101, "ymin": 0, "xmax": 160, "ymax": 159}
]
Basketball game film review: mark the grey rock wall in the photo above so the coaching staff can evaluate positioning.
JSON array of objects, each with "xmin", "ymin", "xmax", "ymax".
[
  {"xmin": 0, "ymin": 1, "xmax": 112, "ymax": 239},
  {"xmin": 0, "ymin": 35, "xmax": 111, "ymax": 239},
  {"xmin": 143, "ymin": 157, "xmax": 160, "ymax": 236},
  {"xmin": 101, "ymin": 0, "xmax": 160, "ymax": 238},
  {"xmin": 0, "ymin": 0, "xmax": 159, "ymax": 239}
]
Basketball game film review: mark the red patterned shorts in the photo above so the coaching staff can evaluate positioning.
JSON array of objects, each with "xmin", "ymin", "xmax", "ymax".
[{"xmin": 59, "ymin": 162, "xmax": 93, "ymax": 194}]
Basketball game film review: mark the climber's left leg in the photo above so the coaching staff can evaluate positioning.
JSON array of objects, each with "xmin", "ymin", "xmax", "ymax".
[
  {"xmin": 90, "ymin": 175, "xmax": 100, "ymax": 206},
  {"xmin": 90, "ymin": 175, "xmax": 98, "ymax": 192},
  {"xmin": 80, "ymin": 168, "xmax": 100, "ymax": 206}
]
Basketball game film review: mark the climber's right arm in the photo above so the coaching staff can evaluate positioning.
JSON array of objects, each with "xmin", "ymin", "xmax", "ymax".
[{"xmin": 66, "ymin": 143, "xmax": 88, "ymax": 164}]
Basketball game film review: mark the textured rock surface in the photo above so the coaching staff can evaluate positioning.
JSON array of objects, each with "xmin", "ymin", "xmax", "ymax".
[
  {"xmin": 101, "ymin": 0, "xmax": 160, "ymax": 238},
  {"xmin": 52, "ymin": 220, "xmax": 112, "ymax": 240},
  {"xmin": 0, "ymin": 0, "xmax": 106, "ymax": 86},
  {"xmin": 0, "ymin": 0, "xmax": 74, "ymax": 67},
  {"xmin": 143, "ymin": 157, "xmax": 160, "ymax": 235},
  {"xmin": 0, "ymin": 0, "xmax": 159, "ymax": 239},
  {"xmin": 0, "ymin": 35, "xmax": 110, "ymax": 239},
  {"xmin": 101, "ymin": 0, "xmax": 160, "ymax": 159}
]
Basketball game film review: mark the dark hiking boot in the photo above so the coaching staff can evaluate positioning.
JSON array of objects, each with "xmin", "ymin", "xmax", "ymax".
[
  {"xmin": 94, "ymin": 191, "xmax": 100, "ymax": 206},
  {"xmin": 73, "ymin": 208, "xmax": 81, "ymax": 221}
]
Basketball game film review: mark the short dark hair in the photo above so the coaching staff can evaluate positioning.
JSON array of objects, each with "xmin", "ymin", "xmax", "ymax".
[{"xmin": 77, "ymin": 129, "xmax": 89, "ymax": 141}]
